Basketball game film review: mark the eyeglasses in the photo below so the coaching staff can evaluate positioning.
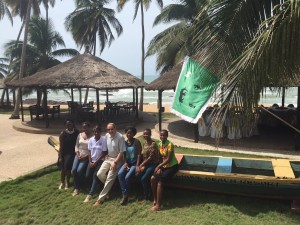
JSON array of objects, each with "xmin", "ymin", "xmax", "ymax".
[{"xmin": 107, "ymin": 128, "xmax": 114, "ymax": 131}]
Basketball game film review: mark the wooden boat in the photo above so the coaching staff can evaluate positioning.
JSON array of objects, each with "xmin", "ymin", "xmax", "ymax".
[
  {"xmin": 48, "ymin": 136, "xmax": 59, "ymax": 152},
  {"xmin": 173, "ymin": 154, "xmax": 300, "ymax": 203}
]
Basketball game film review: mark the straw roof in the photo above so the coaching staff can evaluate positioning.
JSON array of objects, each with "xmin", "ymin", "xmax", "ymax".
[
  {"xmin": 146, "ymin": 63, "xmax": 183, "ymax": 91},
  {"xmin": 0, "ymin": 79, "xmax": 5, "ymax": 89},
  {"xmin": 6, "ymin": 53, "xmax": 147, "ymax": 89}
]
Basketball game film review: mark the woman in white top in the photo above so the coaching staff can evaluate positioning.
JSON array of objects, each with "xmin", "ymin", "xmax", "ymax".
[{"xmin": 71, "ymin": 122, "xmax": 92, "ymax": 196}]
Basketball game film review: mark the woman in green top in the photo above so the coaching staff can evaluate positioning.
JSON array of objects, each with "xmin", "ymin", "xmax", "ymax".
[{"xmin": 150, "ymin": 129, "xmax": 179, "ymax": 211}]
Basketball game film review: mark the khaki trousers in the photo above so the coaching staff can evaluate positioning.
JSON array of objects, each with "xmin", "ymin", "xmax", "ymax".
[{"xmin": 96, "ymin": 157, "xmax": 121, "ymax": 201}]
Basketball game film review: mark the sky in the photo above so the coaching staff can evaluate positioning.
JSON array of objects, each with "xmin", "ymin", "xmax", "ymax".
[{"xmin": 0, "ymin": 0, "xmax": 174, "ymax": 77}]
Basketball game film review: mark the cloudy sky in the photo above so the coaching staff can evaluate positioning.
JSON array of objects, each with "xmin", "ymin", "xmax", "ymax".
[{"xmin": 0, "ymin": 0, "xmax": 173, "ymax": 77}]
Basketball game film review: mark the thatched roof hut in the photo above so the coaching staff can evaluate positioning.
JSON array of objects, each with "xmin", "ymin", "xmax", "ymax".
[
  {"xmin": 0, "ymin": 79, "xmax": 5, "ymax": 89},
  {"xmin": 146, "ymin": 63, "xmax": 182, "ymax": 91},
  {"xmin": 6, "ymin": 53, "xmax": 147, "ymax": 89}
]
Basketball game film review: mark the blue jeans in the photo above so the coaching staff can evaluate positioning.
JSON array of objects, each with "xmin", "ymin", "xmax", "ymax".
[
  {"xmin": 135, "ymin": 163, "xmax": 157, "ymax": 200},
  {"xmin": 86, "ymin": 160, "xmax": 103, "ymax": 196},
  {"xmin": 71, "ymin": 156, "xmax": 88, "ymax": 190},
  {"xmin": 118, "ymin": 163, "xmax": 136, "ymax": 196}
]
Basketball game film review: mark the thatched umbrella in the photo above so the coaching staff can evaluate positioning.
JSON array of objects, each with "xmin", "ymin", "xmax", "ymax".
[
  {"xmin": 6, "ymin": 53, "xmax": 147, "ymax": 127},
  {"xmin": 145, "ymin": 63, "xmax": 183, "ymax": 132},
  {"xmin": 0, "ymin": 79, "xmax": 12, "ymax": 108}
]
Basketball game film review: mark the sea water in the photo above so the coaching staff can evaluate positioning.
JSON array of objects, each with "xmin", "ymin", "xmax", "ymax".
[{"xmin": 1, "ymin": 75, "xmax": 298, "ymax": 107}]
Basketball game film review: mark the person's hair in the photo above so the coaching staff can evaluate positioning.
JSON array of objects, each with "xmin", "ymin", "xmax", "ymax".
[
  {"xmin": 93, "ymin": 124, "xmax": 101, "ymax": 132},
  {"xmin": 107, "ymin": 122, "xmax": 116, "ymax": 129},
  {"xmin": 144, "ymin": 128, "xmax": 152, "ymax": 136},
  {"xmin": 64, "ymin": 118, "xmax": 74, "ymax": 125},
  {"xmin": 161, "ymin": 129, "xmax": 168, "ymax": 137},
  {"xmin": 82, "ymin": 121, "xmax": 90, "ymax": 127},
  {"xmin": 125, "ymin": 127, "xmax": 137, "ymax": 136}
]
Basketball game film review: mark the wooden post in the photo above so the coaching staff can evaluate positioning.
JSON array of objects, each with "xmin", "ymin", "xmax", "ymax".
[
  {"xmin": 71, "ymin": 88, "xmax": 74, "ymax": 102},
  {"xmin": 96, "ymin": 89, "xmax": 100, "ymax": 123},
  {"xmin": 281, "ymin": 87, "xmax": 285, "ymax": 107},
  {"xmin": 20, "ymin": 88, "xmax": 24, "ymax": 122},
  {"xmin": 158, "ymin": 90, "xmax": 163, "ymax": 132},
  {"xmin": 43, "ymin": 88, "xmax": 49, "ymax": 128},
  {"xmin": 295, "ymin": 87, "xmax": 300, "ymax": 151},
  {"xmin": 135, "ymin": 88, "xmax": 139, "ymax": 118}
]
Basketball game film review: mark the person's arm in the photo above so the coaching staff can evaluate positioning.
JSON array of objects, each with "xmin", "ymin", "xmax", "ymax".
[
  {"xmin": 136, "ymin": 139, "xmax": 142, "ymax": 166},
  {"xmin": 75, "ymin": 133, "xmax": 81, "ymax": 159},
  {"xmin": 135, "ymin": 139, "xmax": 142, "ymax": 172},
  {"xmin": 58, "ymin": 131, "xmax": 64, "ymax": 161}
]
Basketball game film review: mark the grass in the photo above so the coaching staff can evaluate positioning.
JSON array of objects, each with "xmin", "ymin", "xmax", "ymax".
[{"xmin": 1, "ymin": 148, "xmax": 299, "ymax": 225}]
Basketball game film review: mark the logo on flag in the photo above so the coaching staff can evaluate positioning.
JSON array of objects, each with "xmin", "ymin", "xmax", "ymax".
[{"xmin": 171, "ymin": 57, "xmax": 219, "ymax": 123}]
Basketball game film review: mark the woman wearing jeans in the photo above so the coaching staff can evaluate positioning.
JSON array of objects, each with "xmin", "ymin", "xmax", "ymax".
[
  {"xmin": 118, "ymin": 127, "xmax": 142, "ymax": 205},
  {"xmin": 135, "ymin": 128, "xmax": 159, "ymax": 201},
  {"xmin": 71, "ymin": 122, "xmax": 91, "ymax": 196}
]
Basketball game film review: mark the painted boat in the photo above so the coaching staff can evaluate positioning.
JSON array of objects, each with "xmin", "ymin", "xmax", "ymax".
[{"xmin": 172, "ymin": 154, "xmax": 300, "ymax": 201}]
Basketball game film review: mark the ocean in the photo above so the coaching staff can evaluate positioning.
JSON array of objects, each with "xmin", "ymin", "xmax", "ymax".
[{"xmin": 1, "ymin": 75, "xmax": 298, "ymax": 107}]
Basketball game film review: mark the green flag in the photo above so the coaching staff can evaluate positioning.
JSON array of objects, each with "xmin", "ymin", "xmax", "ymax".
[{"xmin": 171, "ymin": 57, "xmax": 219, "ymax": 123}]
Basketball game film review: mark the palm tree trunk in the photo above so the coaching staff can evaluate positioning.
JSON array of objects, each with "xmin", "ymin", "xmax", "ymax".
[
  {"xmin": 139, "ymin": 1, "xmax": 145, "ymax": 112},
  {"xmin": 10, "ymin": 0, "xmax": 32, "ymax": 119},
  {"xmin": 84, "ymin": 39, "xmax": 97, "ymax": 105}
]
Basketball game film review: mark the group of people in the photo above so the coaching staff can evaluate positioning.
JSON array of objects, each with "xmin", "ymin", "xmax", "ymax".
[{"xmin": 58, "ymin": 119, "xmax": 179, "ymax": 211}]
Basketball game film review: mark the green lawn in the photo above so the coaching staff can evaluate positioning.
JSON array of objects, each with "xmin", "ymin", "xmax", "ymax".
[{"xmin": 1, "ymin": 148, "xmax": 299, "ymax": 224}]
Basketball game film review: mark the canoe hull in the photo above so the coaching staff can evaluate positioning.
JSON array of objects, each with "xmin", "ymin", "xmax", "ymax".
[
  {"xmin": 170, "ymin": 172, "xmax": 300, "ymax": 200},
  {"xmin": 170, "ymin": 154, "xmax": 300, "ymax": 200}
]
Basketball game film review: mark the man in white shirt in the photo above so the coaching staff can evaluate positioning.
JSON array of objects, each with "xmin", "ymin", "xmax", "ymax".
[{"xmin": 94, "ymin": 123, "xmax": 126, "ymax": 206}]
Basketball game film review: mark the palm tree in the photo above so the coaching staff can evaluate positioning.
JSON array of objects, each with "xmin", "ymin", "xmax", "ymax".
[
  {"xmin": 146, "ymin": 0, "xmax": 202, "ymax": 74},
  {"xmin": 189, "ymin": 0, "xmax": 300, "ymax": 132},
  {"xmin": 65, "ymin": 0, "xmax": 123, "ymax": 103},
  {"xmin": 39, "ymin": 0, "xmax": 56, "ymax": 22},
  {"xmin": 65, "ymin": 0, "xmax": 123, "ymax": 54},
  {"xmin": 0, "ymin": 0, "xmax": 13, "ymax": 24},
  {"xmin": 117, "ymin": 0, "xmax": 163, "ymax": 111},
  {"xmin": 0, "ymin": 57, "xmax": 8, "ymax": 78},
  {"xmin": 4, "ymin": 16, "xmax": 79, "ymax": 104}
]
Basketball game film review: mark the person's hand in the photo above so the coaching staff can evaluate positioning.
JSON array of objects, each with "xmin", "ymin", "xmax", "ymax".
[
  {"xmin": 155, "ymin": 168, "xmax": 162, "ymax": 175},
  {"xmin": 89, "ymin": 162, "xmax": 95, "ymax": 168},
  {"xmin": 110, "ymin": 161, "xmax": 116, "ymax": 171},
  {"xmin": 58, "ymin": 156, "xmax": 63, "ymax": 163},
  {"xmin": 124, "ymin": 163, "xmax": 129, "ymax": 171},
  {"xmin": 140, "ymin": 165, "xmax": 145, "ymax": 173},
  {"xmin": 135, "ymin": 166, "xmax": 140, "ymax": 173},
  {"xmin": 154, "ymin": 166, "xmax": 161, "ymax": 174}
]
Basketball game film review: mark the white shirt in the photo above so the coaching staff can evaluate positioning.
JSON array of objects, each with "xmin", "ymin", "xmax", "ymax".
[
  {"xmin": 105, "ymin": 132, "xmax": 126, "ymax": 158},
  {"xmin": 88, "ymin": 136, "xmax": 107, "ymax": 162}
]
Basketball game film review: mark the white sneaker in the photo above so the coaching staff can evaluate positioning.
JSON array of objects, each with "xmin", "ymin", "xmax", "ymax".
[
  {"xmin": 58, "ymin": 183, "xmax": 65, "ymax": 190},
  {"xmin": 65, "ymin": 184, "xmax": 69, "ymax": 190},
  {"xmin": 83, "ymin": 195, "xmax": 92, "ymax": 203},
  {"xmin": 72, "ymin": 189, "xmax": 79, "ymax": 196}
]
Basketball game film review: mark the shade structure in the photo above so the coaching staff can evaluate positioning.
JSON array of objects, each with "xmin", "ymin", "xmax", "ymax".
[
  {"xmin": 4, "ymin": 53, "xmax": 146, "ymax": 128},
  {"xmin": 146, "ymin": 63, "xmax": 183, "ymax": 91},
  {"xmin": 0, "ymin": 79, "xmax": 5, "ymax": 89},
  {"xmin": 6, "ymin": 53, "xmax": 147, "ymax": 89}
]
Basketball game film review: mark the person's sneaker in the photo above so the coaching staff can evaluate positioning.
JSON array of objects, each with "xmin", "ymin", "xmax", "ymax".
[
  {"xmin": 120, "ymin": 197, "xmax": 128, "ymax": 206},
  {"xmin": 83, "ymin": 195, "xmax": 92, "ymax": 203},
  {"xmin": 58, "ymin": 183, "xmax": 65, "ymax": 190},
  {"xmin": 72, "ymin": 189, "xmax": 79, "ymax": 196},
  {"xmin": 65, "ymin": 184, "xmax": 69, "ymax": 190},
  {"xmin": 93, "ymin": 200, "xmax": 103, "ymax": 207}
]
